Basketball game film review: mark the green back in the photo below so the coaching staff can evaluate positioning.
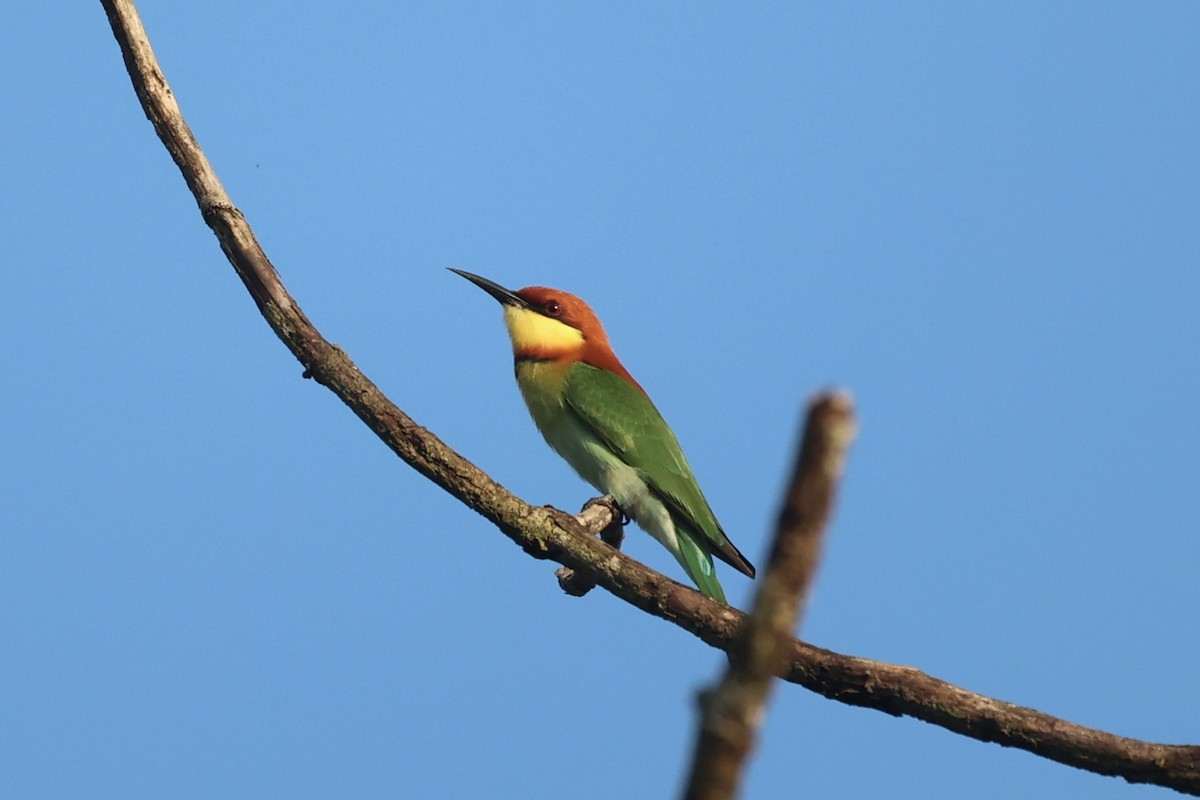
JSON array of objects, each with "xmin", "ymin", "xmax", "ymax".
[{"xmin": 561, "ymin": 363, "xmax": 750, "ymax": 576}]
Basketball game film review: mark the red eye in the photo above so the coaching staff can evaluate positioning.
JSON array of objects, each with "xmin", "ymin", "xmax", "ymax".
[{"xmin": 544, "ymin": 300, "xmax": 562, "ymax": 317}]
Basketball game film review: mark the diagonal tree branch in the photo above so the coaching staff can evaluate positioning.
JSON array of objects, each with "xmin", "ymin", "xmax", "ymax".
[{"xmin": 99, "ymin": 0, "xmax": 1200, "ymax": 795}]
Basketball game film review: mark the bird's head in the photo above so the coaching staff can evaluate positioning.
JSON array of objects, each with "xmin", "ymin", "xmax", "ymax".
[{"xmin": 450, "ymin": 268, "xmax": 641, "ymax": 390}]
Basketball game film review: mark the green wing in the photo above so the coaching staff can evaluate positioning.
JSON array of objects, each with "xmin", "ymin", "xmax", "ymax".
[
  {"xmin": 675, "ymin": 527, "xmax": 730, "ymax": 602},
  {"xmin": 562, "ymin": 363, "xmax": 754, "ymax": 578}
]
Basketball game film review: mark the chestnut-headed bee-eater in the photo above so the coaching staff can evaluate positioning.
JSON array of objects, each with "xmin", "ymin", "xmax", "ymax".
[{"xmin": 451, "ymin": 269, "xmax": 755, "ymax": 603}]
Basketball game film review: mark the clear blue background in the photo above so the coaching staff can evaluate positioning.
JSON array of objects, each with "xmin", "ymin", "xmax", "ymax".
[{"xmin": 2, "ymin": 3, "xmax": 1197, "ymax": 798}]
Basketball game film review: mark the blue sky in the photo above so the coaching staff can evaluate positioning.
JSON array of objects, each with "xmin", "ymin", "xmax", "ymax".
[{"xmin": 2, "ymin": 3, "xmax": 1197, "ymax": 798}]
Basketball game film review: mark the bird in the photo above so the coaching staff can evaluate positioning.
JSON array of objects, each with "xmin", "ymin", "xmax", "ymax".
[{"xmin": 450, "ymin": 268, "xmax": 755, "ymax": 603}]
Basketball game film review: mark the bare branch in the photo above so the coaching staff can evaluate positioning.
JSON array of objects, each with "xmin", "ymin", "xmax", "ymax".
[
  {"xmin": 683, "ymin": 393, "xmax": 856, "ymax": 800},
  {"xmin": 99, "ymin": 1, "xmax": 1200, "ymax": 795},
  {"xmin": 780, "ymin": 643, "xmax": 1200, "ymax": 793}
]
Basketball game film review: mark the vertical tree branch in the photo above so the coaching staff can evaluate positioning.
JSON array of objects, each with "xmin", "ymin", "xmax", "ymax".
[{"xmin": 683, "ymin": 392, "xmax": 856, "ymax": 800}]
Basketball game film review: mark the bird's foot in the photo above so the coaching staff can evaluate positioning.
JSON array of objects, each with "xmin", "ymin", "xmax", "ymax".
[{"xmin": 556, "ymin": 496, "xmax": 627, "ymax": 597}]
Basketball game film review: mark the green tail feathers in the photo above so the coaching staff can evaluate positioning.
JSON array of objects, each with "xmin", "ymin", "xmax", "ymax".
[{"xmin": 676, "ymin": 531, "xmax": 727, "ymax": 604}]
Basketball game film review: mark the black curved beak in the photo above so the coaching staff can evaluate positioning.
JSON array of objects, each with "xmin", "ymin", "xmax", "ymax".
[{"xmin": 449, "ymin": 268, "xmax": 530, "ymax": 309}]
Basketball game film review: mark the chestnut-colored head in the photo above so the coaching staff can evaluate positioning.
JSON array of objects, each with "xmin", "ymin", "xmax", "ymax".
[{"xmin": 450, "ymin": 269, "xmax": 643, "ymax": 394}]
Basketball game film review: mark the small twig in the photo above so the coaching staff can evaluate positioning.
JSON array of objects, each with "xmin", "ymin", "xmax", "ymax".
[
  {"xmin": 557, "ymin": 497, "xmax": 626, "ymax": 596},
  {"xmin": 683, "ymin": 392, "xmax": 856, "ymax": 800}
]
